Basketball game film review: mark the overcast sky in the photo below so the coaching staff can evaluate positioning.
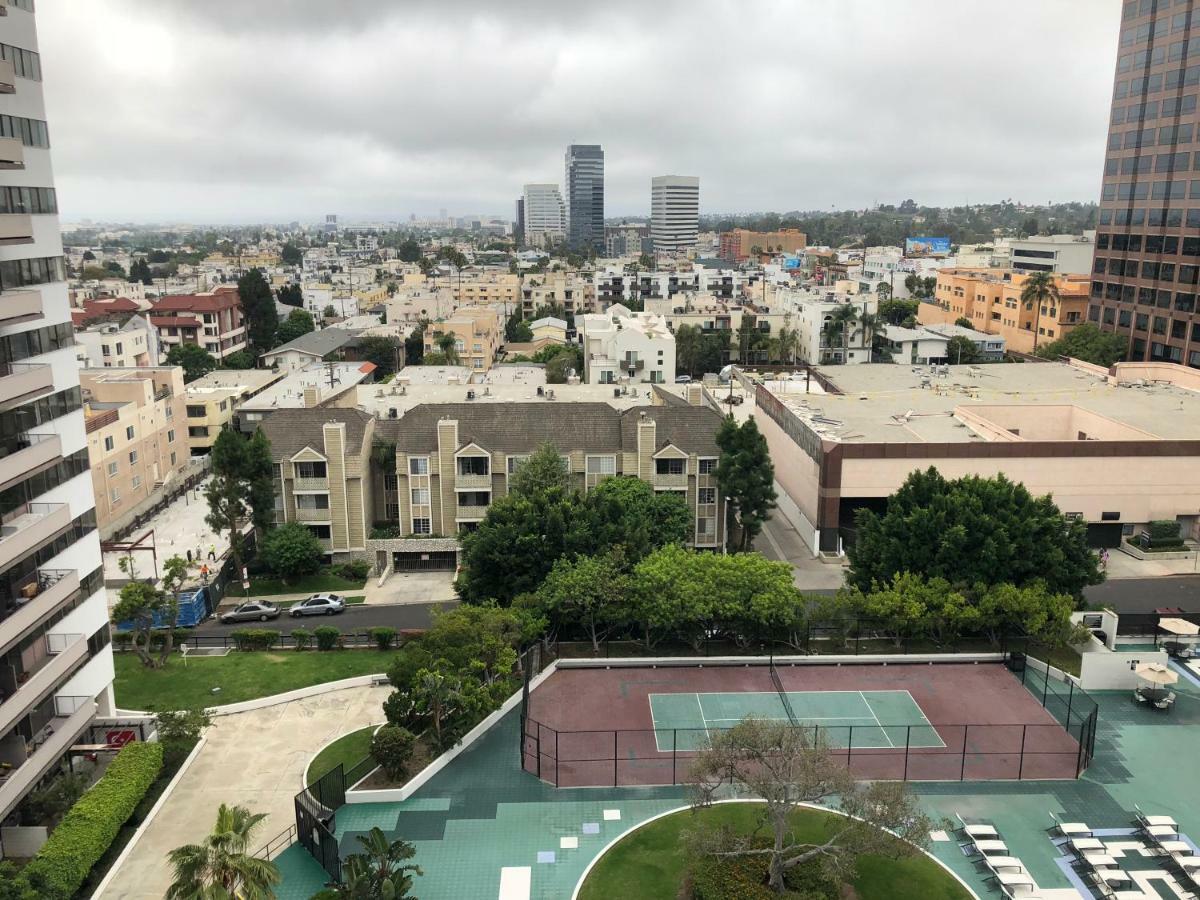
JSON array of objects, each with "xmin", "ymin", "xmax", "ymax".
[{"xmin": 38, "ymin": 1, "xmax": 1120, "ymax": 225}]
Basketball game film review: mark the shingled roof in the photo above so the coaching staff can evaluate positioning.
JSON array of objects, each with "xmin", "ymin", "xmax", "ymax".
[{"xmin": 258, "ymin": 408, "xmax": 373, "ymax": 462}]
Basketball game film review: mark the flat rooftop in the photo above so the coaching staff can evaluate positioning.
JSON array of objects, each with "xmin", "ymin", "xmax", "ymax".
[
  {"xmin": 356, "ymin": 380, "xmax": 689, "ymax": 417},
  {"xmin": 240, "ymin": 362, "xmax": 373, "ymax": 413},
  {"xmin": 186, "ymin": 369, "xmax": 283, "ymax": 394},
  {"xmin": 769, "ymin": 362, "xmax": 1200, "ymax": 444}
]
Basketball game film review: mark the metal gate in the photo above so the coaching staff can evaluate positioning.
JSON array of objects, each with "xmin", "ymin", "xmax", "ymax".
[{"xmin": 393, "ymin": 550, "xmax": 457, "ymax": 572}]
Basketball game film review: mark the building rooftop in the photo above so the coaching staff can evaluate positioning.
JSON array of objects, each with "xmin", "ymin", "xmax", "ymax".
[
  {"xmin": 260, "ymin": 327, "xmax": 362, "ymax": 360},
  {"xmin": 239, "ymin": 362, "xmax": 375, "ymax": 414},
  {"xmin": 766, "ymin": 361, "xmax": 1200, "ymax": 445},
  {"xmin": 356, "ymin": 379, "xmax": 689, "ymax": 418},
  {"xmin": 186, "ymin": 368, "xmax": 283, "ymax": 395}
]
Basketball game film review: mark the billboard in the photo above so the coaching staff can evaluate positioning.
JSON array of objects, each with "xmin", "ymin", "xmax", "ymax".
[
  {"xmin": 905, "ymin": 236, "xmax": 951, "ymax": 257},
  {"xmin": 782, "ymin": 256, "xmax": 802, "ymax": 270}
]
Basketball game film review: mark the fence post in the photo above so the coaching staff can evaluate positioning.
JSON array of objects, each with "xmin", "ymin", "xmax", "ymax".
[
  {"xmin": 535, "ymin": 723, "xmax": 542, "ymax": 779},
  {"xmin": 1017, "ymin": 725, "xmax": 1027, "ymax": 780},
  {"xmin": 555, "ymin": 729, "xmax": 559, "ymax": 787},
  {"xmin": 1065, "ymin": 680, "xmax": 1075, "ymax": 732},
  {"xmin": 672, "ymin": 729, "xmax": 677, "ymax": 785},
  {"xmin": 903, "ymin": 726, "xmax": 911, "ymax": 780},
  {"xmin": 613, "ymin": 731, "xmax": 618, "ymax": 787},
  {"xmin": 1042, "ymin": 669, "xmax": 1050, "ymax": 707},
  {"xmin": 846, "ymin": 725, "xmax": 852, "ymax": 768},
  {"xmin": 960, "ymin": 725, "xmax": 968, "ymax": 780}
]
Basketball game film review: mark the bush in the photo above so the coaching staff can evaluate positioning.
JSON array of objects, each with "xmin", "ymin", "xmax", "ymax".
[
  {"xmin": 370, "ymin": 626, "xmax": 397, "ymax": 651},
  {"xmin": 229, "ymin": 628, "xmax": 279, "ymax": 651},
  {"xmin": 370, "ymin": 725, "xmax": 416, "ymax": 781},
  {"xmin": 370, "ymin": 524, "xmax": 403, "ymax": 540},
  {"xmin": 113, "ymin": 631, "xmax": 133, "ymax": 651},
  {"xmin": 148, "ymin": 627, "xmax": 191, "ymax": 650},
  {"xmin": 314, "ymin": 625, "xmax": 341, "ymax": 651},
  {"xmin": 332, "ymin": 559, "xmax": 371, "ymax": 581},
  {"xmin": 291, "ymin": 627, "xmax": 312, "ymax": 650},
  {"xmin": 260, "ymin": 523, "xmax": 323, "ymax": 582},
  {"xmin": 1141, "ymin": 520, "xmax": 1185, "ymax": 549},
  {"xmin": 20, "ymin": 741, "xmax": 163, "ymax": 900},
  {"xmin": 18, "ymin": 772, "xmax": 88, "ymax": 826}
]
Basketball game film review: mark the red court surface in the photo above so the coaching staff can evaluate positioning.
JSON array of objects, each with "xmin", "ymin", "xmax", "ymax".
[{"xmin": 522, "ymin": 661, "xmax": 1084, "ymax": 787}]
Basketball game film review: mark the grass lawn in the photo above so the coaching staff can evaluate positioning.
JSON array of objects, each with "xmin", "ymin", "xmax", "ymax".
[
  {"xmin": 579, "ymin": 803, "xmax": 970, "ymax": 900},
  {"xmin": 113, "ymin": 650, "xmax": 392, "ymax": 711},
  {"xmin": 1028, "ymin": 642, "xmax": 1083, "ymax": 676},
  {"xmin": 248, "ymin": 573, "xmax": 367, "ymax": 597},
  {"xmin": 307, "ymin": 725, "xmax": 377, "ymax": 787}
]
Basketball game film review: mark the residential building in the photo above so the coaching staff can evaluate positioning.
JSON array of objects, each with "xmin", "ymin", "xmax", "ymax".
[
  {"xmin": 594, "ymin": 266, "xmax": 738, "ymax": 307},
  {"xmin": 183, "ymin": 368, "xmax": 284, "ymax": 455},
  {"xmin": 80, "ymin": 368, "xmax": 189, "ymax": 538},
  {"xmin": 68, "ymin": 296, "xmax": 142, "ymax": 327},
  {"xmin": 605, "ymin": 223, "xmax": 648, "ymax": 258},
  {"xmin": 924, "ymin": 268, "xmax": 1089, "ymax": 354},
  {"xmin": 719, "ymin": 228, "xmax": 807, "ymax": 262},
  {"xmin": 73, "ymin": 315, "xmax": 159, "ymax": 369},
  {"xmin": 650, "ymin": 175, "xmax": 700, "ymax": 256},
  {"xmin": 528, "ymin": 316, "xmax": 568, "ymax": 343},
  {"xmin": 1008, "ymin": 233, "xmax": 1095, "ymax": 276},
  {"xmin": 520, "ymin": 272, "xmax": 594, "ymax": 319},
  {"xmin": 521, "ymin": 183, "xmax": 566, "ymax": 248},
  {"xmin": 564, "ymin": 144, "xmax": 604, "ymax": 253},
  {"xmin": 576, "ymin": 304, "xmax": 675, "ymax": 384},
  {"xmin": 236, "ymin": 361, "xmax": 376, "ymax": 434},
  {"xmin": 755, "ymin": 359, "xmax": 1200, "ymax": 554},
  {"xmin": 259, "ymin": 328, "xmax": 364, "ymax": 373},
  {"xmin": 0, "ymin": 3, "xmax": 113, "ymax": 830},
  {"xmin": 875, "ymin": 325, "xmax": 951, "ymax": 365},
  {"xmin": 149, "ymin": 286, "xmax": 247, "ymax": 361},
  {"xmin": 920, "ymin": 322, "xmax": 1006, "ymax": 360},
  {"xmin": 452, "ymin": 272, "xmax": 520, "ymax": 309},
  {"xmin": 384, "ymin": 287, "xmax": 456, "ymax": 327},
  {"xmin": 424, "ymin": 306, "xmax": 501, "ymax": 371},
  {"xmin": 776, "ymin": 289, "xmax": 877, "ymax": 365}
]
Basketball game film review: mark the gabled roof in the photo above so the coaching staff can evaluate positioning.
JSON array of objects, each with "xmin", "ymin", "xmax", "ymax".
[
  {"xmin": 529, "ymin": 316, "xmax": 567, "ymax": 330},
  {"xmin": 379, "ymin": 402, "xmax": 624, "ymax": 454},
  {"xmin": 258, "ymin": 408, "xmax": 373, "ymax": 462},
  {"xmin": 260, "ymin": 328, "xmax": 362, "ymax": 360},
  {"xmin": 619, "ymin": 406, "xmax": 722, "ymax": 456}
]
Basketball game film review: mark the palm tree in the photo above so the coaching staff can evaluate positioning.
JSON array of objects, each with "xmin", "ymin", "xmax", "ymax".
[
  {"xmin": 412, "ymin": 669, "xmax": 462, "ymax": 749},
  {"xmin": 435, "ymin": 330, "xmax": 460, "ymax": 364},
  {"xmin": 314, "ymin": 827, "xmax": 422, "ymax": 899},
  {"xmin": 1019, "ymin": 271, "xmax": 1060, "ymax": 351},
  {"xmin": 822, "ymin": 304, "xmax": 859, "ymax": 364},
  {"xmin": 858, "ymin": 311, "xmax": 885, "ymax": 362},
  {"xmin": 776, "ymin": 319, "xmax": 801, "ymax": 365},
  {"xmin": 167, "ymin": 804, "xmax": 280, "ymax": 900}
]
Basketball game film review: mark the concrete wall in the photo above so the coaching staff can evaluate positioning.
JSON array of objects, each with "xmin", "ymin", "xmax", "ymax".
[{"xmin": 1078, "ymin": 647, "xmax": 1169, "ymax": 691}]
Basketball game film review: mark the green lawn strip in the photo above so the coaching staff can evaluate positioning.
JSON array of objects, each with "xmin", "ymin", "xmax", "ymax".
[
  {"xmin": 247, "ymin": 573, "xmax": 367, "ymax": 597},
  {"xmin": 307, "ymin": 725, "xmax": 377, "ymax": 787},
  {"xmin": 579, "ymin": 804, "xmax": 969, "ymax": 900},
  {"xmin": 113, "ymin": 650, "xmax": 392, "ymax": 711},
  {"xmin": 1027, "ymin": 642, "xmax": 1083, "ymax": 676}
]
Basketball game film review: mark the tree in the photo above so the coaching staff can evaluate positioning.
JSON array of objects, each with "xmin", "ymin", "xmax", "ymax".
[
  {"xmin": 421, "ymin": 350, "xmax": 449, "ymax": 365},
  {"xmin": 875, "ymin": 281, "xmax": 892, "ymax": 301},
  {"xmin": 584, "ymin": 475, "xmax": 691, "ymax": 560},
  {"xmin": 638, "ymin": 252, "xmax": 655, "ymax": 270},
  {"xmin": 822, "ymin": 303, "xmax": 859, "ymax": 362},
  {"xmin": 111, "ymin": 581, "xmax": 178, "ymax": 669},
  {"xmin": 275, "ymin": 283, "xmax": 304, "ymax": 307},
  {"xmin": 1035, "ymin": 323, "xmax": 1126, "ymax": 367},
  {"xmin": 166, "ymin": 343, "xmax": 216, "ymax": 383},
  {"xmin": 359, "ymin": 335, "xmax": 402, "ymax": 377},
  {"xmin": 166, "ymin": 804, "xmax": 280, "ymax": 900},
  {"xmin": 505, "ymin": 309, "xmax": 533, "ymax": 343},
  {"xmin": 82, "ymin": 249, "xmax": 96, "ymax": 261},
  {"xmin": 238, "ymin": 268, "xmax": 279, "ymax": 354},
  {"xmin": 716, "ymin": 416, "xmax": 777, "ymax": 552},
  {"xmin": 205, "ymin": 427, "xmax": 275, "ymax": 572},
  {"xmin": 535, "ymin": 552, "xmax": 628, "ymax": 651},
  {"xmin": 688, "ymin": 718, "xmax": 934, "ymax": 893},
  {"xmin": 219, "ymin": 349, "xmax": 256, "ymax": 370},
  {"xmin": 280, "ymin": 242, "xmax": 302, "ymax": 266},
  {"xmin": 81, "ymin": 264, "xmax": 114, "ymax": 281},
  {"xmin": 944, "ymin": 334, "xmax": 982, "ymax": 364},
  {"xmin": 404, "ymin": 320, "xmax": 427, "ymax": 366},
  {"xmin": 410, "ymin": 668, "xmax": 463, "ymax": 750},
  {"xmin": 1019, "ymin": 271, "xmax": 1061, "ymax": 351},
  {"xmin": 848, "ymin": 467, "xmax": 1103, "ymax": 601},
  {"xmin": 314, "ymin": 828, "xmax": 421, "ymax": 899},
  {"xmin": 323, "ymin": 304, "xmax": 337, "ymax": 319},
  {"xmin": 370, "ymin": 725, "xmax": 416, "ymax": 781},
  {"xmin": 1020, "ymin": 216, "xmax": 1040, "ymax": 237},
  {"xmin": 128, "ymin": 258, "xmax": 153, "ymax": 284},
  {"xmin": 397, "ymin": 239, "xmax": 423, "ymax": 263},
  {"xmin": 674, "ymin": 324, "xmax": 702, "ymax": 377},
  {"xmin": 276, "ymin": 308, "xmax": 315, "ymax": 344},
  {"xmin": 156, "ymin": 707, "xmax": 212, "ymax": 769},
  {"xmin": 260, "ymin": 523, "xmax": 323, "ymax": 582},
  {"xmin": 435, "ymin": 330, "xmax": 460, "ymax": 364},
  {"xmin": 545, "ymin": 353, "xmax": 572, "ymax": 383},
  {"xmin": 954, "ymin": 316, "xmax": 974, "ymax": 329}
]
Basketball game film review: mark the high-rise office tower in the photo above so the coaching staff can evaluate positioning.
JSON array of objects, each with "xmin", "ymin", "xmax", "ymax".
[
  {"xmin": 0, "ymin": 2, "xmax": 114, "ymax": 825},
  {"xmin": 1091, "ymin": 1, "xmax": 1200, "ymax": 367},
  {"xmin": 650, "ymin": 175, "xmax": 700, "ymax": 255},
  {"xmin": 522, "ymin": 183, "xmax": 565, "ymax": 248},
  {"xmin": 564, "ymin": 144, "xmax": 604, "ymax": 253},
  {"xmin": 514, "ymin": 195, "xmax": 524, "ymax": 245}
]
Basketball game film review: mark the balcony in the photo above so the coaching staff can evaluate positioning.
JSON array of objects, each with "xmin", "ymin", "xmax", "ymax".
[
  {"xmin": 0, "ymin": 59, "xmax": 13, "ymax": 94},
  {"xmin": 292, "ymin": 477, "xmax": 329, "ymax": 493},
  {"xmin": 0, "ymin": 290, "xmax": 41, "ymax": 325},
  {"xmin": 0, "ymin": 213, "xmax": 33, "ymax": 245},
  {"xmin": 653, "ymin": 471, "xmax": 689, "ymax": 489},
  {"xmin": 293, "ymin": 505, "xmax": 332, "ymax": 523},
  {"xmin": 0, "ymin": 137, "xmax": 23, "ymax": 169},
  {"xmin": 0, "ymin": 697, "xmax": 95, "ymax": 819},
  {"xmin": 0, "ymin": 431, "xmax": 60, "ymax": 492},
  {"xmin": 454, "ymin": 472, "xmax": 491, "ymax": 490},
  {"xmin": 620, "ymin": 358, "xmax": 645, "ymax": 373},
  {"xmin": 0, "ymin": 569, "xmax": 80, "ymax": 656},
  {"xmin": 455, "ymin": 503, "xmax": 489, "ymax": 521},
  {"xmin": 0, "ymin": 503, "xmax": 70, "ymax": 572},
  {"xmin": 0, "ymin": 633, "xmax": 85, "ymax": 736},
  {"xmin": 0, "ymin": 362, "xmax": 53, "ymax": 407}
]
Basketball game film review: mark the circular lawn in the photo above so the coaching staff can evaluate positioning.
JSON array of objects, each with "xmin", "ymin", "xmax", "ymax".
[{"xmin": 577, "ymin": 802, "xmax": 972, "ymax": 900}]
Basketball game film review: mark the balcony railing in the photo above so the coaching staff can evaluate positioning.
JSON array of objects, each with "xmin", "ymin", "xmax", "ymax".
[
  {"xmin": 0, "ymin": 633, "xmax": 85, "ymax": 736},
  {"xmin": 621, "ymin": 358, "xmax": 645, "ymax": 373},
  {"xmin": 0, "ymin": 503, "xmax": 70, "ymax": 572},
  {"xmin": 455, "ymin": 504, "xmax": 489, "ymax": 521},
  {"xmin": 0, "ymin": 290, "xmax": 41, "ymax": 325},
  {"xmin": 0, "ymin": 697, "xmax": 95, "ymax": 818},
  {"xmin": 0, "ymin": 431, "xmax": 60, "ymax": 492},
  {"xmin": 292, "ymin": 477, "xmax": 329, "ymax": 493},
  {"xmin": 0, "ymin": 569, "xmax": 79, "ymax": 655},
  {"xmin": 454, "ymin": 472, "xmax": 491, "ymax": 490},
  {"xmin": 653, "ymin": 471, "xmax": 689, "ymax": 488},
  {"xmin": 293, "ymin": 506, "xmax": 332, "ymax": 523},
  {"xmin": 0, "ymin": 362, "xmax": 52, "ymax": 406}
]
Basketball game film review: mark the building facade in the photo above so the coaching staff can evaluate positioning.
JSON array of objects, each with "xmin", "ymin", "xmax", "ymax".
[
  {"xmin": 0, "ymin": 4, "xmax": 114, "ymax": 831},
  {"xmin": 423, "ymin": 306, "xmax": 501, "ymax": 371},
  {"xmin": 719, "ymin": 228, "xmax": 807, "ymax": 262},
  {"xmin": 564, "ymin": 144, "xmax": 604, "ymax": 253},
  {"xmin": 73, "ymin": 315, "xmax": 159, "ymax": 369},
  {"xmin": 1091, "ymin": 0, "xmax": 1200, "ymax": 367},
  {"xmin": 576, "ymin": 304, "xmax": 676, "ymax": 384},
  {"xmin": 149, "ymin": 286, "xmax": 246, "ymax": 361},
  {"xmin": 1008, "ymin": 233, "xmax": 1095, "ymax": 276},
  {"xmin": 521, "ymin": 183, "xmax": 566, "ymax": 248},
  {"xmin": 650, "ymin": 175, "xmax": 700, "ymax": 256}
]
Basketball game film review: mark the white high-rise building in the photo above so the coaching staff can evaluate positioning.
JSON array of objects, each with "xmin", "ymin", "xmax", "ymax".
[
  {"xmin": 650, "ymin": 175, "xmax": 699, "ymax": 255},
  {"xmin": 521, "ymin": 183, "xmax": 565, "ymax": 248},
  {"xmin": 0, "ymin": 3, "xmax": 114, "ymax": 830}
]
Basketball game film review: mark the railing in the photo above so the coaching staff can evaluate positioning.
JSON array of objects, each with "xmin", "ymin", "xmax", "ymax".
[
  {"xmin": 254, "ymin": 824, "xmax": 298, "ymax": 862},
  {"xmin": 293, "ymin": 506, "xmax": 333, "ymax": 522},
  {"xmin": 85, "ymin": 408, "xmax": 120, "ymax": 433},
  {"xmin": 0, "ymin": 633, "xmax": 85, "ymax": 735},
  {"xmin": 0, "ymin": 361, "xmax": 52, "ymax": 404},
  {"xmin": 454, "ymin": 472, "xmax": 491, "ymax": 490},
  {"xmin": 0, "ymin": 502, "xmax": 70, "ymax": 567},
  {"xmin": 0, "ymin": 697, "xmax": 95, "ymax": 814},
  {"xmin": 653, "ymin": 471, "xmax": 688, "ymax": 488},
  {"xmin": 0, "ymin": 568, "xmax": 79, "ymax": 646},
  {"xmin": 121, "ymin": 631, "xmax": 406, "ymax": 652},
  {"xmin": 455, "ymin": 504, "xmax": 488, "ymax": 520},
  {"xmin": 154, "ymin": 386, "xmax": 173, "ymax": 401},
  {"xmin": 292, "ymin": 477, "xmax": 329, "ymax": 493}
]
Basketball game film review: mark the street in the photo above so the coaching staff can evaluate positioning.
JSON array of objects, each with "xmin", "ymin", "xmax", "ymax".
[
  {"xmin": 1084, "ymin": 576, "xmax": 1200, "ymax": 613},
  {"xmin": 193, "ymin": 601, "xmax": 457, "ymax": 635}
]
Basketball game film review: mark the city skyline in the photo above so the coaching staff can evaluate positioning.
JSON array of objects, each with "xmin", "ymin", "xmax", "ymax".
[{"xmin": 38, "ymin": 1, "xmax": 1118, "ymax": 223}]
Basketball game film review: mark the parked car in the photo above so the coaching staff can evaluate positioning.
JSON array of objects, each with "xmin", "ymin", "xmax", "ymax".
[
  {"xmin": 289, "ymin": 593, "xmax": 346, "ymax": 617},
  {"xmin": 220, "ymin": 600, "xmax": 280, "ymax": 624},
  {"xmin": 674, "ymin": 375, "xmax": 692, "ymax": 383}
]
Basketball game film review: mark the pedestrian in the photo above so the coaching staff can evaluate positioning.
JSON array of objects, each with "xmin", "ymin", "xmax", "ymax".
[
  {"xmin": 208, "ymin": 544, "xmax": 216, "ymax": 561},
  {"xmin": 1100, "ymin": 548, "xmax": 1109, "ymax": 571}
]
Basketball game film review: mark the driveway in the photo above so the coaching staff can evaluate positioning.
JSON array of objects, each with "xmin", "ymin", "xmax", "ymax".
[{"xmin": 98, "ymin": 684, "xmax": 391, "ymax": 900}]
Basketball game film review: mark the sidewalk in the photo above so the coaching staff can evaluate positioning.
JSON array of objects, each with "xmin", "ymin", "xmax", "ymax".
[{"xmin": 1106, "ymin": 547, "xmax": 1200, "ymax": 579}]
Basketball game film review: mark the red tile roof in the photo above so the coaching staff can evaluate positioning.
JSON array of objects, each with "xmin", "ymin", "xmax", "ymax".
[
  {"xmin": 149, "ymin": 315, "xmax": 201, "ymax": 328},
  {"xmin": 153, "ymin": 286, "xmax": 240, "ymax": 313},
  {"xmin": 72, "ymin": 296, "xmax": 141, "ymax": 325}
]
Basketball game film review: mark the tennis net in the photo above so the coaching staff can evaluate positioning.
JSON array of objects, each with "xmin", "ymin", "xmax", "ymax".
[{"xmin": 769, "ymin": 658, "xmax": 800, "ymax": 727}]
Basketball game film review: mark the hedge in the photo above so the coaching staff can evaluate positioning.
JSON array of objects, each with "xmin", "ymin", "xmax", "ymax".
[{"xmin": 20, "ymin": 741, "xmax": 164, "ymax": 899}]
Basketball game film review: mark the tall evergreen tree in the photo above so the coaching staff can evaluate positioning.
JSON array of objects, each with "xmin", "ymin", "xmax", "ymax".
[
  {"xmin": 238, "ymin": 268, "xmax": 279, "ymax": 354},
  {"xmin": 715, "ymin": 415, "xmax": 777, "ymax": 552}
]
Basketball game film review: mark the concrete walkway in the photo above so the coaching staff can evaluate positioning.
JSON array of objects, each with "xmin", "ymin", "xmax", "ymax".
[
  {"xmin": 1107, "ymin": 546, "xmax": 1200, "ymax": 579},
  {"xmin": 99, "ymin": 684, "xmax": 390, "ymax": 900}
]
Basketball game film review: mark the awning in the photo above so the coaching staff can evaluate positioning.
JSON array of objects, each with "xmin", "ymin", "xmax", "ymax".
[{"xmin": 1158, "ymin": 617, "xmax": 1200, "ymax": 636}]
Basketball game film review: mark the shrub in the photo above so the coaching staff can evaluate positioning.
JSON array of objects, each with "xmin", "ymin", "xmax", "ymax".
[
  {"xmin": 370, "ymin": 626, "xmax": 397, "ymax": 651},
  {"xmin": 314, "ymin": 625, "xmax": 341, "ymax": 651},
  {"xmin": 291, "ymin": 627, "xmax": 312, "ymax": 650},
  {"xmin": 229, "ymin": 628, "xmax": 279, "ymax": 651},
  {"xmin": 20, "ymin": 742, "xmax": 163, "ymax": 900},
  {"xmin": 113, "ymin": 631, "xmax": 133, "ymax": 651},
  {"xmin": 370, "ymin": 524, "xmax": 403, "ymax": 540},
  {"xmin": 370, "ymin": 725, "xmax": 416, "ymax": 781},
  {"xmin": 332, "ymin": 559, "xmax": 372, "ymax": 581},
  {"xmin": 1142, "ymin": 520, "xmax": 1185, "ymax": 549},
  {"xmin": 18, "ymin": 772, "xmax": 88, "ymax": 826},
  {"xmin": 261, "ymin": 523, "xmax": 323, "ymax": 582}
]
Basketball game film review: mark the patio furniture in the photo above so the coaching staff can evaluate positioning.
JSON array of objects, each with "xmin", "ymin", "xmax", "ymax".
[
  {"xmin": 1081, "ymin": 852, "xmax": 1118, "ymax": 869},
  {"xmin": 1158, "ymin": 840, "xmax": 1192, "ymax": 855},
  {"xmin": 1133, "ymin": 690, "xmax": 1149, "ymax": 704},
  {"xmin": 1173, "ymin": 854, "xmax": 1200, "ymax": 871},
  {"xmin": 984, "ymin": 856, "xmax": 1026, "ymax": 874},
  {"xmin": 994, "ymin": 871, "xmax": 1035, "ymax": 889},
  {"xmin": 1069, "ymin": 837, "xmax": 1106, "ymax": 854},
  {"xmin": 1142, "ymin": 824, "xmax": 1179, "ymax": 840},
  {"xmin": 973, "ymin": 839, "xmax": 1009, "ymax": 856},
  {"xmin": 1135, "ymin": 810, "xmax": 1178, "ymax": 829},
  {"xmin": 1051, "ymin": 816, "xmax": 1093, "ymax": 837},
  {"xmin": 956, "ymin": 813, "xmax": 998, "ymax": 839}
]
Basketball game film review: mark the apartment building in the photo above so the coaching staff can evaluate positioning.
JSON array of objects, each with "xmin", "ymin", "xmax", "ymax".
[
  {"xmin": 183, "ymin": 369, "xmax": 283, "ymax": 455},
  {"xmin": 0, "ymin": 3, "xmax": 114, "ymax": 832},
  {"xmin": 452, "ymin": 272, "xmax": 520, "ymax": 309},
  {"xmin": 776, "ymin": 289, "xmax": 878, "ymax": 365},
  {"xmin": 594, "ymin": 266, "xmax": 738, "ymax": 307},
  {"xmin": 719, "ymin": 228, "xmax": 807, "ymax": 262},
  {"xmin": 520, "ymin": 272, "xmax": 594, "ymax": 319},
  {"xmin": 650, "ymin": 175, "xmax": 700, "ymax": 256},
  {"xmin": 923, "ymin": 268, "xmax": 1089, "ymax": 353},
  {"xmin": 424, "ymin": 306, "xmax": 501, "ymax": 371},
  {"xmin": 1008, "ymin": 233, "xmax": 1095, "ymax": 276},
  {"xmin": 149, "ymin": 286, "xmax": 246, "ymax": 361},
  {"xmin": 577, "ymin": 304, "xmax": 676, "ymax": 384},
  {"xmin": 605, "ymin": 223, "xmax": 648, "ymax": 258},
  {"xmin": 73, "ymin": 315, "xmax": 159, "ymax": 369},
  {"xmin": 80, "ymin": 368, "xmax": 188, "ymax": 538},
  {"xmin": 521, "ymin": 184, "xmax": 566, "ymax": 248}
]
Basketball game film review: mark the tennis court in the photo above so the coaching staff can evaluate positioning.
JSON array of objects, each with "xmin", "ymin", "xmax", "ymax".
[{"xmin": 649, "ymin": 689, "xmax": 945, "ymax": 751}]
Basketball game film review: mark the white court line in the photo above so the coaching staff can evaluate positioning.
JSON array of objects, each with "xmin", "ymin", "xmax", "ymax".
[
  {"xmin": 860, "ymin": 690, "xmax": 948, "ymax": 749},
  {"xmin": 694, "ymin": 691, "xmax": 712, "ymax": 743},
  {"xmin": 859, "ymin": 691, "xmax": 895, "ymax": 748}
]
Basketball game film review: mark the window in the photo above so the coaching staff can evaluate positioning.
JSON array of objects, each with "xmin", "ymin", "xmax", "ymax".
[
  {"xmin": 0, "ymin": 42, "xmax": 41, "ymax": 80},
  {"xmin": 110, "ymin": 488, "xmax": 119, "ymax": 503},
  {"xmin": 0, "ymin": 114, "xmax": 50, "ymax": 148},
  {"xmin": 106, "ymin": 461, "xmax": 118, "ymax": 477},
  {"xmin": 586, "ymin": 456, "xmax": 616, "ymax": 475},
  {"xmin": 457, "ymin": 456, "xmax": 489, "ymax": 477},
  {"xmin": 295, "ymin": 461, "xmax": 326, "ymax": 479},
  {"xmin": 170, "ymin": 451, "xmax": 177, "ymax": 466},
  {"xmin": 128, "ymin": 450, "xmax": 138, "ymax": 465},
  {"xmin": 697, "ymin": 517, "xmax": 714, "ymax": 538},
  {"xmin": 103, "ymin": 436, "xmax": 114, "ymax": 452},
  {"xmin": 655, "ymin": 459, "xmax": 685, "ymax": 476},
  {"xmin": 411, "ymin": 488, "xmax": 430, "ymax": 506},
  {"xmin": 412, "ymin": 517, "xmax": 432, "ymax": 535},
  {"xmin": 131, "ymin": 474, "xmax": 141, "ymax": 489},
  {"xmin": 698, "ymin": 458, "xmax": 718, "ymax": 475},
  {"xmin": 296, "ymin": 494, "xmax": 330, "ymax": 510},
  {"xmin": 506, "ymin": 455, "xmax": 529, "ymax": 476},
  {"xmin": 698, "ymin": 487, "xmax": 717, "ymax": 504},
  {"xmin": 383, "ymin": 472, "xmax": 397, "ymax": 490},
  {"xmin": 408, "ymin": 457, "xmax": 429, "ymax": 476},
  {"xmin": 167, "ymin": 429, "xmax": 175, "ymax": 443},
  {"xmin": 0, "ymin": 185, "xmax": 56, "ymax": 214},
  {"xmin": 164, "ymin": 404, "xmax": 173, "ymax": 419},
  {"xmin": 186, "ymin": 405, "xmax": 206, "ymax": 418}
]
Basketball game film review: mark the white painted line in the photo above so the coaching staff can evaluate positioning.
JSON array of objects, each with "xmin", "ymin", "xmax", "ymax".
[
  {"xmin": 560, "ymin": 836, "xmax": 579, "ymax": 849},
  {"xmin": 860, "ymin": 691, "xmax": 895, "ymax": 749},
  {"xmin": 603, "ymin": 809, "xmax": 621, "ymax": 821},
  {"xmin": 498, "ymin": 866, "xmax": 531, "ymax": 900}
]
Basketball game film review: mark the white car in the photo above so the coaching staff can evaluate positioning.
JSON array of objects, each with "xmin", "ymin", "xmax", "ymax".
[{"xmin": 289, "ymin": 594, "xmax": 346, "ymax": 617}]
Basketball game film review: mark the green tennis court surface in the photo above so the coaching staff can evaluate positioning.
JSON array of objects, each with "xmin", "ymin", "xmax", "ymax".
[{"xmin": 649, "ymin": 690, "xmax": 945, "ymax": 751}]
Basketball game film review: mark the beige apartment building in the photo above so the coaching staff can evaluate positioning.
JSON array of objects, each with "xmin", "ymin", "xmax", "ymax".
[
  {"xmin": 520, "ymin": 272, "xmax": 595, "ymax": 319},
  {"xmin": 183, "ymin": 369, "xmax": 284, "ymax": 456},
  {"xmin": 453, "ymin": 272, "xmax": 520, "ymax": 308},
  {"xmin": 81, "ymin": 368, "xmax": 190, "ymax": 538},
  {"xmin": 424, "ymin": 306, "xmax": 502, "ymax": 371}
]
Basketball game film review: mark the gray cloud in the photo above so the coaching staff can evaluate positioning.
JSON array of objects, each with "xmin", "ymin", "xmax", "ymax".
[{"xmin": 37, "ymin": 1, "xmax": 1120, "ymax": 223}]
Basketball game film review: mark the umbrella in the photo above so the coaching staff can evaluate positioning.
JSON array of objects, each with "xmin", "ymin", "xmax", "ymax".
[
  {"xmin": 1135, "ymin": 662, "xmax": 1179, "ymax": 686},
  {"xmin": 1159, "ymin": 618, "xmax": 1200, "ymax": 636}
]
